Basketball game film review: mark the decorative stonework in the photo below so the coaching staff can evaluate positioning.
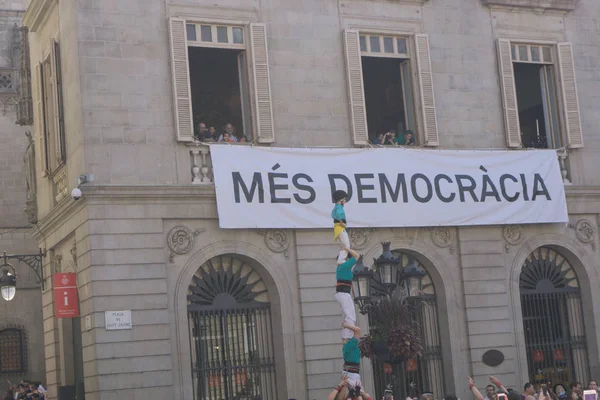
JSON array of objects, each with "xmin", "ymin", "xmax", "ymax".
[
  {"xmin": 23, "ymin": 132, "xmax": 37, "ymax": 224},
  {"xmin": 503, "ymin": 224, "xmax": 524, "ymax": 252},
  {"xmin": 167, "ymin": 226, "xmax": 205, "ymax": 263},
  {"xmin": 569, "ymin": 219, "xmax": 595, "ymax": 250},
  {"xmin": 53, "ymin": 253, "xmax": 62, "ymax": 273},
  {"xmin": 482, "ymin": 0, "xmax": 579, "ymax": 14},
  {"xmin": 429, "ymin": 227, "xmax": 455, "ymax": 253},
  {"xmin": 349, "ymin": 228, "xmax": 374, "ymax": 250},
  {"xmin": 263, "ymin": 229, "xmax": 290, "ymax": 259}
]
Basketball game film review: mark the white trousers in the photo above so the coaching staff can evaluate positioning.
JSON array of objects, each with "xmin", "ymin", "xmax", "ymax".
[
  {"xmin": 342, "ymin": 371, "xmax": 361, "ymax": 388},
  {"xmin": 336, "ymin": 229, "xmax": 350, "ymax": 264},
  {"xmin": 335, "ymin": 292, "xmax": 356, "ymax": 339}
]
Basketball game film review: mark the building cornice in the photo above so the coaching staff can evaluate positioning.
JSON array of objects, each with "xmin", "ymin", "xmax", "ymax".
[
  {"xmin": 22, "ymin": 0, "xmax": 56, "ymax": 32},
  {"xmin": 482, "ymin": 0, "xmax": 579, "ymax": 15}
]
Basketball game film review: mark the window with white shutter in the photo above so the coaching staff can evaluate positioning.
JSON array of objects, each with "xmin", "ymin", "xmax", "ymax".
[
  {"xmin": 35, "ymin": 63, "xmax": 48, "ymax": 176},
  {"xmin": 50, "ymin": 39, "xmax": 65, "ymax": 165},
  {"xmin": 168, "ymin": 18, "xmax": 270, "ymax": 143},
  {"xmin": 344, "ymin": 30, "xmax": 438, "ymax": 147},
  {"xmin": 497, "ymin": 39, "xmax": 583, "ymax": 150}
]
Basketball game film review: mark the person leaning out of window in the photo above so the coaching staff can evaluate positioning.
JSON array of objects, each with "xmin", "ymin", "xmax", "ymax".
[
  {"xmin": 217, "ymin": 123, "xmax": 238, "ymax": 142},
  {"xmin": 396, "ymin": 129, "xmax": 415, "ymax": 146}
]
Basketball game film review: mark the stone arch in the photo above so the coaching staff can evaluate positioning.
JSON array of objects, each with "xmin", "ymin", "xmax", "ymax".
[
  {"xmin": 509, "ymin": 234, "xmax": 600, "ymax": 387},
  {"xmin": 173, "ymin": 241, "xmax": 300, "ymax": 400},
  {"xmin": 360, "ymin": 238, "xmax": 466, "ymax": 397}
]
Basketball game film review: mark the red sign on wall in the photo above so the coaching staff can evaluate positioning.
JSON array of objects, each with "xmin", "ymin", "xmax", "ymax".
[
  {"xmin": 53, "ymin": 273, "xmax": 79, "ymax": 318},
  {"xmin": 533, "ymin": 350, "xmax": 545, "ymax": 363}
]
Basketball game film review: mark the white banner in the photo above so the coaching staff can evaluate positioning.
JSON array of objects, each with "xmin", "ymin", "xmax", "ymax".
[{"xmin": 210, "ymin": 146, "xmax": 568, "ymax": 229}]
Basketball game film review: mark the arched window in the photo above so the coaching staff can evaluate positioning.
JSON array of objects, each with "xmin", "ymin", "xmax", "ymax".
[
  {"xmin": 187, "ymin": 255, "xmax": 277, "ymax": 400},
  {"xmin": 371, "ymin": 251, "xmax": 445, "ymax": 399},
  {"xmin": 520, "ymin": 247, "xmax": 589, "ymax": 387},
  {"xmin": 0, "ymin": 328, "xmax": 27, "ymax": 374}
]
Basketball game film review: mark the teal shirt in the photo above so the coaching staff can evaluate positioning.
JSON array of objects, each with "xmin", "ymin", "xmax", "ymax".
[
  {"xmin": 331, "ymin": 203, "xmax": 346, "ymax": 220},
  {"xmin": 336, "ymin": 257, "xmax": 357, "ymax": 281},
  {"xmin": 343, "ymin": 337, "xmax": 361, "ymax": 364}
]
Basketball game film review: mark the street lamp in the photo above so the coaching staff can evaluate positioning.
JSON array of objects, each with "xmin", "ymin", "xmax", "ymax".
[
  {"xmin": 373, "ymin": 242, "xmax": 400, "ymax": 289},
  {"xmin": 0, "ymin": 250, "xmax": 45, "ymax": 301},
  {"xmin": 351, "ymin": 256, "xmax": 373, "ymax": 315},
  {"xmin": 401, "ymin": 259, "xmax": 426, "ymax": 298}
]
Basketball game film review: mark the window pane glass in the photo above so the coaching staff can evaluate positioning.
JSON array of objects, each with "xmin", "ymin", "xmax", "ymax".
[
  {"xmin": 542, "ymin": 47, "xmax": 552, "ymax": 63},
  {"xmin": 369, "ymin": 36, "xmax": 381, "ymax": 52},
  {"xmin": 232, "ymin": 27, "xmax": 243, "ymax": 44},
  {"xmin": 186, "ymin": 24, "xmax": 196, "ymax": 41},
  {"xmin": 383, "ymin": 37, "xmax": 394, "ymax": 53},
  {"xmin": 360, "ymin": 35, "xmax": 367, "ymax": 52},
  {"xmin": 511, "ymin": 44, "xmax": 517, "ymax": 60},
  {"xmin": 217, "ymin": 26, "xmax": 228, "ymax": 43},
  {"xmin": 200, "ymin": 25, "xmax": 212, "ymax": 42},
  {"xmin": 397, "ymin": 38, "xmax": 407, "ymax": 54},
  {"xmin": 518, "ymin": 45, "xmax": 528, "ymax": 61},
  {"xmin": 531, "ymin": 46, "xmax": 540, "ymax": 62}
]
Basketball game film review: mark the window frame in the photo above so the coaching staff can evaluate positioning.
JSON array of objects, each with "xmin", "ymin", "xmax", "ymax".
[{"xmin": 0, "ymin": 327, "xmax": 27, "ymax": 375}]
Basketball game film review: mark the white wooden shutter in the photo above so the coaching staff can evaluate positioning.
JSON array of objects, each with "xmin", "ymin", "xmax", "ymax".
[
  {"xmin": 169, "ymin": 17, "xmax": 194, "ymax": 142},
  {"xmin": 415, "ymin": 34, "xmax": 439, "ymax": 147},
  {"xmin": 557, "ymin": 42, "xmax": 583, "ymax": 148},
  {"xmin": 497, "ymin": 39, "xmax": 521, "ymax": 148},
  {"xmin": 250, "ymin": 23, "xmax": 275, "ymax": 143},
  {"xmin": 50, "ymin": 39, "xmax": 65, "ymax": 163},
  {"xmin": 343, "ymin": 29, "xmax": 368, "ymax": 145},
  {"xmin": 35, "ymin": 63, "xmax": 48, "ymax": 176}
]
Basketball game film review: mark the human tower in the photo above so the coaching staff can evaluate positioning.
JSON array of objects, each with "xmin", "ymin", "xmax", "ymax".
[{"xmin": 328, "ymin": 190, "xmax": 377, "ymax": 400}]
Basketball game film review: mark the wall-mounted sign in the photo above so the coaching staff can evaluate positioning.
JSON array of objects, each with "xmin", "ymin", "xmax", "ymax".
[
  {"xmin": 105, "ymin": 310, "xmax": 132, "ymax": 330},
  {"xmin": 210, "ymin": 146, "xmax": 568, "ymax": 229},
  {"xmin": 53, "ymin": 273, "xmax": 79, "ymax": 318}
]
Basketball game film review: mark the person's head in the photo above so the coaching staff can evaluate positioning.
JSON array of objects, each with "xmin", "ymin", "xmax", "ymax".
[
  {"xmin": 445, "ymin": 395, "xmax": 459, "ymax": 400},
  {"xmin": 508, "ymin": 391, "xmax": 522, "ymax": 400},
  {"xmin": 487, "ymin": 385, "xmax": 497, "ymax": 398},
  {"xmin": 377, "ymin": 133, "xmax": 384, "ymax": 141},
  {"xmin": 390, "ymin": 129, "xmax": 396, "ymax": 138},
  {"xmin": 240, "ymin": 136, "xmax": 247, "ymax": 143},
  {"xmin": 422, "ymin": 391, "xmax": 434, "ymax": 400},
  {"xmin": 571, "ymin": 382, "xmax": 582, "ymax": 393},
  {"xmin": 209, "ymin": 126, "xmax": 216, "ymax": 134},
  {"xmin": 554, "ymin": 385, "xmax": 566, "ymax": 395},
  {"xmin": 406, "ymin": 130, "xmax": 414, "ymax": 142},
  {"xmin": 524, "ymin": 383, "xmax": 535, "ymax": 395},
  {"xmin": 333, "ymin": 190, "xmax": 348, "ymax": 205},
  {"xmin": 198, "ymin": 122, "xmax": 206, "ymax": 131},
  {"xmin": 223, "ymin": 133, "xmax": 230, "ymax": 141},
  {"xmin": 225, "ymin": 123, "xmax": 234, "ymax": 134},
  {"xmin": 589, "ymin": 381, "xmax": 598, "ymax": 391}
]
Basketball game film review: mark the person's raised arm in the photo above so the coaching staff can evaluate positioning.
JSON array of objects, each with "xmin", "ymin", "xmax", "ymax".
[
  {"xmin": 342, "ymin": 246, "xmax": 359, "ymax": 260},
  {"xmin": 468, "ymin": 377, "xmax": 485, "ymax": 400},
  {"xmin": 489, "ymin": 376, "xmax": 508, "ymax": 394},
  {"xmin": 327, "ymin": 376, "xmax": 348, "ymax": 400}
]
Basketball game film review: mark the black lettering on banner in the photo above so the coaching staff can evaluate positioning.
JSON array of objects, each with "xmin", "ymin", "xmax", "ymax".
[
  {"xmin": 410, "ymin": 173, "xmax": 433, "ymax": 203},
  {"xmin": 532, "ymin": 173, "xmax": 552, "ymax": 201},
  {"xmin": 480, "ymin": 175, "xmax": 501, "ymax": 202},
  {"xmin": 500, "ymin": 174, "xmax": 519, "ymax": 202},
  {"xmin": 355, "ymin": 174, "xmax": 377, "ymax": 203},
  {"xmin": 292, "ymin": 173, "xmax": 316, "ymax": 204},
  {"xmin": 268, "ymin": 168, "xmax": 291, "ymax": 204},
  {"xmin": 379, "ymin": 173, "xmax": 408, "ymax": 203},
  {"xmin": 328, "ymin": 174, "xmax": 353, "ymax": 201},
  {"xmin": 520, "ymin": 174, "xmax": 530, "ymax": 201},
  {"xmin": 232, "ymin": 172, "xmax": 264, "ymax": 203},
  {"xmin": 434, "ymin": 174, "xmax": 455, "ymax": 203},
  {"xmin": 455, "ymin": 175, "xmax": 479, "ymax": 202}
]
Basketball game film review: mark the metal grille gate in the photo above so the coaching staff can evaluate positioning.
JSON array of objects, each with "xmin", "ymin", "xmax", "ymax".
[
  {"xmin": 520, "ymin": 247, "xmax": 590, "ymax": 388},
  {"xmin": 187, "ymin": 256, "xmax": 277, "ymax": 400},
  {"xmin": 372, "ymin": 296, "xmax": 445, "ymax": 399}
]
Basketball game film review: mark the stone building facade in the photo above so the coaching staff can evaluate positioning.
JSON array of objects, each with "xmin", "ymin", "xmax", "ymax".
[
  {"xmin": 0, "ymin": 0, "xmax": 46, "ymax": 388},
  {"xmin": 20, "ymin": 0, "xmax": 600, "ymax": 400}
]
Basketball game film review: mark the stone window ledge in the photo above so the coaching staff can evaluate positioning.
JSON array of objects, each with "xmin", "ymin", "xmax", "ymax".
[{"xmin": 482, "ymin": 0, "xmax": 579, "ymax": 14}]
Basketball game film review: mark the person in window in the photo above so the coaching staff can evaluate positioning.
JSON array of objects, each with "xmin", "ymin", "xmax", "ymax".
[
  {"xmin": 196, "ymin": 122, "xmax": 214, "ymax": 142},
  {"xmin": 239, "ymin": 136, "xmax": 248, "ymax": 143},
  {"xmin": 371, "ymin": 133, "xmax": 384, "ymax": 145},
  {"xmin": 220, "ymin": 133, "xmax": 234, "ymax": 143},
  {"xmin": 383, "ymin": 130, "xmax": 397, "ymax": 145},
  {"xmin": 208, "ymin": 126, "xmax": 217, "ymax": 139},
  {"xmin": 402, "ymin": 130, "xmax": 415, "ymax": 146},
  {"xmin": 217, "ymin": 123, "xmax": 238, "ymax": 142}
]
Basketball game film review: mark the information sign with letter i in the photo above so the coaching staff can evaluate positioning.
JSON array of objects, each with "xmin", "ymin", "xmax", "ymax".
[{"xmin": 53, "ymin": 273, "xmax": 80, "ymax": 318}]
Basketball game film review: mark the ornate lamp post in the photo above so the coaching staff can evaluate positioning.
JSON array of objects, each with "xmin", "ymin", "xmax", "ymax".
[
  {"xmin": 0, "ymin": 250, "xmax": 45, "ymax": 301},
  {"xmin": 401, "ymin": 259, "xmax": 426, "ymax": 298},
  {"xmin": 373, "ymin": 242, "xmax": 400, "ymax": 290},
  {"xmin": 351, "ymin": 256, "xmax": 374, "ymax": 315}
]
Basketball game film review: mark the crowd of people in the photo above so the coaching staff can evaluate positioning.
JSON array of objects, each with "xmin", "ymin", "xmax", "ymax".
[
  {"xmin": 468, "ymin": 376, "xmax": 600, "ymax": 400},
  {"xmin": 371, "ymin": 129, "xmax": 416, "ymax": 146},
  {"xmin": 194, "ymin": 121, "xmax": 249, "ymax": 143},
  {"xmin": 3, "ymin": 380, "xmax": 46, "ymax": 400}
]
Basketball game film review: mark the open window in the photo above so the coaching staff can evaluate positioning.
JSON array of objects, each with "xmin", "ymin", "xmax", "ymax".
[
  {"xmin": 344, "ymin": 30, "xmax": 438, "ymax": 146},
  {"xmin": 497, "ymin": 40, "xmax": 583, "ymax": 149},
  {"xmin": 169, "ymin": 19, "xmax": 274, "ymax": 143}
]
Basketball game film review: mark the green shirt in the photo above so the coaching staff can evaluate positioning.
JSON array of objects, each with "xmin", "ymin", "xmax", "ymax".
[
  {"xmin": 343, "ymin": 337, "xmax": 361, "ymax": 364},
  {"xmin": 336, "ymin": 257, "xmax": 357, "ymax": 281}
]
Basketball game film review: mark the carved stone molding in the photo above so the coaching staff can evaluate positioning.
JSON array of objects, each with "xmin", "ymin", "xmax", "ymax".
[
  {"xmin": 503, "ymin": 224, "xmax": 524, "ymax": 252},
  {"xmin": 256, "ymin": 229, "xmax": 290, "ymax": 259},
  {"xmin": 167, "ymin": 226, "xmax": 205, "ymax": 263},
  {"xmin": 429, "ymin": 227, "xmax": 455, "ymax": 254},
  {"xmin": 569, "ymin": 219, "xmax": 596, "ymax": 250},
  {"xmin": 53, "ymin": 253, "xmax": 62, "ymax": 273},
  {"xmin": 349, "ymin": 228, "xmax": 374, "ymax": 250},
  {"xmin": 482, "ymin": 0, "xmax": 579, "ymax": 14}
]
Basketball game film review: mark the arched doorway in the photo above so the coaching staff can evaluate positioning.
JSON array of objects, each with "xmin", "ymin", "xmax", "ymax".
[
  {"xmin": 187, "ymin": 255, "xmax": 277, "ymax": 400},
  {"xmin": 519, "ymin": 247, "xmax": 589, "ymax": 387},
  {"xmin": 371, "ymin": 251, "xmax": 445, "ymax": 399}
]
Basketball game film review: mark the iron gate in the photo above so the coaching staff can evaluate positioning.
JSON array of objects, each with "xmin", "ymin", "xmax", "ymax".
[
  {"xmin": 188, "ymin": 256, "xmax": 277, "ymax": 400},
  {"xmin": 520, "ymin": 247, "xmax": 589, "ymax": 388}
]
